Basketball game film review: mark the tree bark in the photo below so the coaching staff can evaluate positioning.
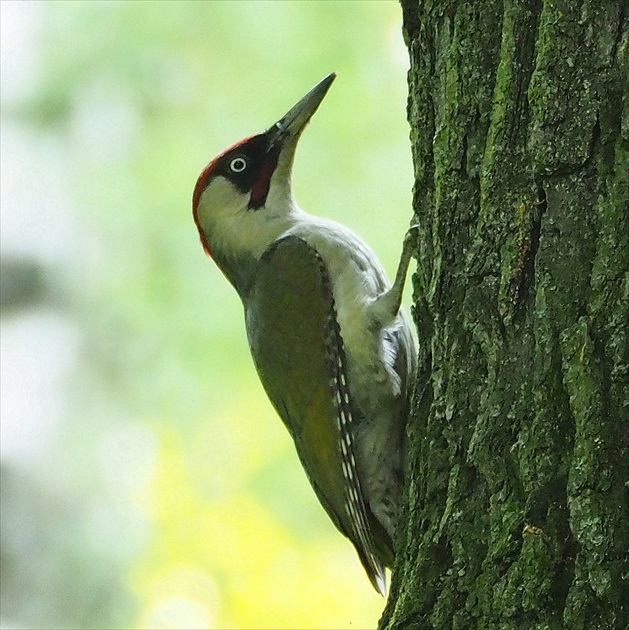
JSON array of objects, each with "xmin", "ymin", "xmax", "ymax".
[{"xmin": 382, "ymin": 2, "xmax": 628, "ymax": 628}]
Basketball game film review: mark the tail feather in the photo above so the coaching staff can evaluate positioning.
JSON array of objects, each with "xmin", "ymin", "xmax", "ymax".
[{"xmin": 357, "ymin": 546, "xmax": 387, "ymax": 596}]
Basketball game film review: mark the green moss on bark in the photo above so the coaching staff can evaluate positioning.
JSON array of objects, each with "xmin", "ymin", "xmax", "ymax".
[{"xmin": 384, "ymin": 1, "xmax": 628, "ymax": 628}]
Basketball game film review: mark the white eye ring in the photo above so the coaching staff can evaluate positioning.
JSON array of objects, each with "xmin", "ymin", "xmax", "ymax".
[{"xmin": 230, "ymin": 157, "xmax": 247, "ymax": 173}]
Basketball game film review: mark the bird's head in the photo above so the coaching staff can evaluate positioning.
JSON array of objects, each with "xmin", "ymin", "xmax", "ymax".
[{"xmin": 192, "ymin": 73, "xmax": 336, "ymax": 273}]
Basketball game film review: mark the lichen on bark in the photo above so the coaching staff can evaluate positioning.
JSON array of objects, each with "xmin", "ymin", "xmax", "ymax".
[{"xmin": 383, "ymin": 1, "xmax": 628, "ymax": 628}]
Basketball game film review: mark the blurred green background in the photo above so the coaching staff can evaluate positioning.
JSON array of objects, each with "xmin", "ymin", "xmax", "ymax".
[{"xmin": 0, "ymin": 2, "xmax": 412, "ymax": 628}]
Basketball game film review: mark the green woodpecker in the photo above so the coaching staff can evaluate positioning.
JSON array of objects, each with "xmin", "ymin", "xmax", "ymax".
[{"xmin": 192, "ymin": 73, "xmax": 416, "ymax": 594}]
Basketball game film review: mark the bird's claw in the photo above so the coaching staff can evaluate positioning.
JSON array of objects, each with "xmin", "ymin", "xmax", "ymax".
[{"xmin": 402, "ymin": 224, "xmax": 420, "ymax": 256}]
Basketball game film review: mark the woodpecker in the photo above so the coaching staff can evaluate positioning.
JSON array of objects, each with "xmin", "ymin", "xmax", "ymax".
[{"xmin": 192, "ymin": 73, "xmax": 416, "ymax": 595}]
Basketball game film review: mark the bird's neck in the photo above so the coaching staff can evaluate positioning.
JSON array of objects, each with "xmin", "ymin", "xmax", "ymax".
[
  {"xmin": 212, "ymin": 247, "xmax": 259, "ymax": 300},
  {"xmin": 210, "ymin": 200, "xmax": 306, "ymax": 299}
]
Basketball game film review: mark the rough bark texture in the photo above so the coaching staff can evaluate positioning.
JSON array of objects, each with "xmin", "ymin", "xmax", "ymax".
[{"xmin": 381, "ymin": 2, "xmax": 628, "ymax": 628}]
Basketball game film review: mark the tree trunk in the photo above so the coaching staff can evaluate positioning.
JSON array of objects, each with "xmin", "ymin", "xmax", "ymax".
[{"xmin": 381, "ymin": 2, "xmax": 628, "ymax": 628}]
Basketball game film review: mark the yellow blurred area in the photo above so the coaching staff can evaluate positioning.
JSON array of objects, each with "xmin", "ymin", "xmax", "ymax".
[
  {"xmin": 1, "ymin": 1, "xmax": 411, "ymax": 628},
  {"xmin": 132, "ymin": 425, "xmax": 382, "ymax": 629}
]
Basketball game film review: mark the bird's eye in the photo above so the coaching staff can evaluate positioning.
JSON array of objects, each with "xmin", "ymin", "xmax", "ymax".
[{"xmin": 230, "ymin": 157, "xmax": 247, "ymax": 173}]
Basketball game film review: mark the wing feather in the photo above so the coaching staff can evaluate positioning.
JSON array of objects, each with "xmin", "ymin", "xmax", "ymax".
[{"xmin": 245, "ymin": 235, "xmax": 386, "ymax": 593}]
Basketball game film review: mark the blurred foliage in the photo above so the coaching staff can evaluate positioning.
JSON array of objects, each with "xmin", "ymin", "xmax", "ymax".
[
  {"xmin": 1, "ymin": 1, "xmax": 412, "ymax": 628},
  {"xmin": 0, "ymin": 258, "xmax": 46, "ymax": 314}
]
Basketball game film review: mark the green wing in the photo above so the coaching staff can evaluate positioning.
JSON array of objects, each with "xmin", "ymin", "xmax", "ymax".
[{"xmin": 245, "ymin": 235, "xmax": 386, "ymax": 593}]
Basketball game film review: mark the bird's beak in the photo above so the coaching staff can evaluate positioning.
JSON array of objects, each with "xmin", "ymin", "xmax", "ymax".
[{"xmin": 267, "ymin": 73, "xmax": 336, "ymax": 148}]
